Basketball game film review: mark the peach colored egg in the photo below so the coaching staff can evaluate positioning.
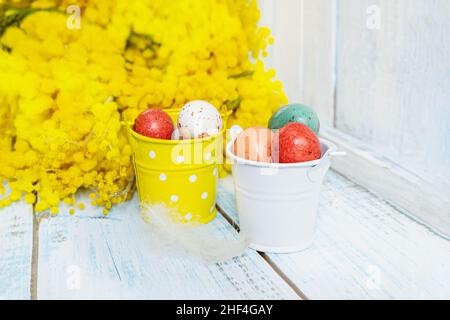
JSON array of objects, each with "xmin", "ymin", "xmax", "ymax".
[{"xmin": 233, "ymin": 127, "xmax": 273, "ymax": 163}]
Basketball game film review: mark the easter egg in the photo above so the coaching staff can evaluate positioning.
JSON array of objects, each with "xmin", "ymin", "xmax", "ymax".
[
  {"xmin": 233, "ymin": 127, "xmax": 272, "ymax": 163},
  {"xmin": 171, "ymin": 128, "xmax": 181, "ymax": 140},
  {"xmin": 177, "ymin": 100, "xmax": 223, "ymax": 139},
  {"xmin": 171, "ymin": 127, "xmax": 194, "ymax": 141},
  {"xmin": 268, "ymin": 104, "xmax": 320, "ymax": 134},
  {"xmin": 134, "ymin": 109, "xmax": 174, "ymax": 140},
  {"xmin": 277, "ymin": 123, "xmax": 321, "ymax": 163}
]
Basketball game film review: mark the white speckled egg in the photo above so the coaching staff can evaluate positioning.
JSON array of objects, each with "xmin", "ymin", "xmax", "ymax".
[
  {"xmin": 177, "ymin": 100, "xmax": 223, "ymax": 139},
  {"xmin": 171, "ymin": 128, "xmax": 195, "ymax": 140},
  {"xmin": 171, "ymin": 128, "xmax": 181, "ymax": 140}
]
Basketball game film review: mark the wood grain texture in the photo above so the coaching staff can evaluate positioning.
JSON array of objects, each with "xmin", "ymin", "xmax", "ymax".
[
  {"xmin": 297, "ymin": 0, "xmax": 337, "ymax": 126},
  {"xmin": 259, "ymin": 0, "xmax": 336, "ymax": 126},
  {"xmin": 322, "ymin": 127, "xmax": 450, "ymax": 237},
  {"xmin": 217, "ymin": 172, "xmax": 450, "ymax": 299},
  {"xmin": 259, "ymin": 0, "xmax": 303, "ymax": 103},
  {"xmin": 335, "ymin": 0, "xmax": 450, "ymax": 191},
  {"xmin": 37, "ymin": 195, "xmax": 299, "ymax": 300},
  {"xmin": 261, "ymin": 0, "xmax": 450, "ymax": 234},
  {"xmin": 0, "ymin": 201, "xmax": 33, "ymax": 299}
]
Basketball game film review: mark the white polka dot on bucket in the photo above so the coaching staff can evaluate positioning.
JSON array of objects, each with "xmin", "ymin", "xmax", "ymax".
[
  {"xmin": 213, "ymin": 168, "xmax": 218, "ymax": 176},
  {"xmin": 184, "ymin": 213, "xmax": 193, "ymax": 221},
  {"xmin": 176, "ymin": 155, "xmax": 184, "ymax": 164},
  {"xmin": 170, "ymin": 195, "xmax": 179, "ymax": 202},
  {"xmin": 159, "ymin": 173, "xmax": 167, "ymax": 181},
  {"xmin": 149, "ymin": 151, "xmax": 156, "ymax": 159},
  {"xmin": 201, "ymin": 192, "xmax": 208, "ymax": 200},
  {"xmin": 189, "ymin": 175, "xmax": 197, "ymax": 183}
]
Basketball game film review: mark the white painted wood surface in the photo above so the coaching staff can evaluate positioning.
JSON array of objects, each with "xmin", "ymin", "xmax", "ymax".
[
  {"xmin": 2, "ymin": 171, "xmax": 450, "ymax": 299},
  {"xmin": 322, "ymin": 127, "xmax": 450, "ymax": 237},
  {"xmin": 258, "ymin": 0, "xmax": 302, "ymax": 103},
  {"xmin": 297, "ymin": 0, "xmax": 336, "ymax": 127},
  {"xmin": 261, "ymin": 0, "xmax": 450, "ymax": 188},
  {"xmin": 36, "ymin": 195, "xmax": 299, "ymax": 300},
  {"xmin": 335, "ymin": 0, "xmax": 450, "ymax": 192},
  {"xmin": 260, "ymin": 0, "xmax": 450, "ymax": 235},
  {"xmin": 331, "ymin": 0, "xmax": 450, "ymax": 235},
  {"xmin": 217, "ymin": 172, "xmax": 450, "ymax": 300},
  {"xmin": 259, "ymin": 0, "xmax": 336, "ymax": 126},
  {"xmin": 0, "ymin": 201, "xmax": 33, "ymax": 300}
]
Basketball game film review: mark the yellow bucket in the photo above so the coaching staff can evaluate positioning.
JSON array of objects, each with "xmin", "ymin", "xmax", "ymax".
[{"xmin": 128, "ymin": 108, "xmax": 230, "ymax": 224}]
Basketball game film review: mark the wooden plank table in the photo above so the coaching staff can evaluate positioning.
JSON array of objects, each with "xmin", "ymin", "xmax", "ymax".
[
  {"xmin": 0, "ymin": 201, "xmax": 34, "ymax": 300},
  {"xmin": 1, "ymin": 170, "xmax": 450, "ymax": 299},
  {"xmin": 36, "ymin": 197, "xmax": 298, "ymax": 300},
  {"xmin": 218, "ymin": 171, "xmax": 450, "ymax": 300}
]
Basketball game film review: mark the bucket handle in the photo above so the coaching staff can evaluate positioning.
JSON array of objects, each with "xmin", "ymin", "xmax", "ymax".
[
  {"xmin": 307, "ymin": 152, "xmax": 331, "ymax": 183},
  {"xmin": 307, "ymin": 149, "xmax": 346, "ymax": 183}
]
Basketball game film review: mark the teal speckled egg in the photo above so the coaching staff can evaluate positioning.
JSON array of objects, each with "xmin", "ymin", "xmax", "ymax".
[{"xmin": 268, "ymin": 104, "xmax": 320, "ymax": 134}]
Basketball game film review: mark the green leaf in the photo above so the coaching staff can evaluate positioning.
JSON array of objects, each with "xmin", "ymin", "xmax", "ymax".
[
  {"xmin": 126, "ymin": 30, "xmax": 161, "ymax": 50},
  {"xmin": 228, "ymin": 70, "xmax": 254, "ymax": 79},
  {"xmin": 0, "ymin": 6, "xmax": 60, "ymax": 37},
  {"xmin": 224, "ymin": 96, "xmax": 242, "ymax": 111}
]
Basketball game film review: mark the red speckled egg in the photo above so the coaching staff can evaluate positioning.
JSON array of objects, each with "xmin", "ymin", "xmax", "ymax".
[
  {"xmin": 276, "ymin": 123, "xmax": 321, "ymax": 163},
  {"xmin": 134, "ymin": 109, "xmax": 174, "ymax": 140},
  {"xmin": 233, "ymin": 127, "xmax": 273, "ymax": 163}
]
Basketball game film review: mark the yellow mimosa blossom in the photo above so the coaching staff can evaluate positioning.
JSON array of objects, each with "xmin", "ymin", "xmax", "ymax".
[{"xmin": 0, "ymin": 0, "xmax": 287, "ymax": 213}]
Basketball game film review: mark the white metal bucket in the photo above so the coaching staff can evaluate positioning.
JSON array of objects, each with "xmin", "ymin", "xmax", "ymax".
[{"xmin": 226, "ymin": 129, "xmax": 338, "ymax": 253}]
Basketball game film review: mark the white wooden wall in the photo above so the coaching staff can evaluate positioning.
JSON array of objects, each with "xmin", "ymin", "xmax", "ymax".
[
  {"xmin": 335, "ymin": 0, "xmax": 450, "ymax": 189},
  {"xmin": 259, "ymin": 0, "xmax": 450, "ymax": 234},
  {"xmin": 259, "ymin": 0, "xmax": 336, "ymax": 126}
]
